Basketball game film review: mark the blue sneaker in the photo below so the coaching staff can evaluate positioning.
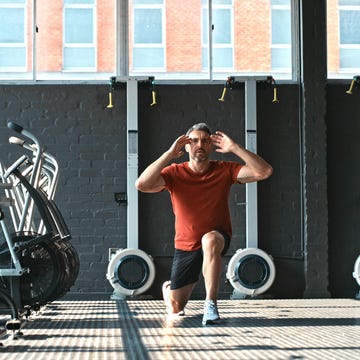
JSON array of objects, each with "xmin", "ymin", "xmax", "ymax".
[{"xmin": 202, "ymin": 300, "xmax": 220, "ymax": 325}]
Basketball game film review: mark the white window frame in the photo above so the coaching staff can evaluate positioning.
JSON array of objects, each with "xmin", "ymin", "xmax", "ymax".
[
  {"xmin": 0, "ymin": 1, "xmax": 27, "ymax": 73},
  {"xmin": 131, "ymin": 1, "xmax": 165, "ymax": 73},
  {"xmin": 62, "ymin": 0, "xmax": 97, "ymax": 72},
  {"xmin": 202, "ymin": 0, "xmax": 234, "ymax": 76}
]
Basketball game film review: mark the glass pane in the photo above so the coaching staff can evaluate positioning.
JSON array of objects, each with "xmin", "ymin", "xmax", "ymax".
[
  {"xmin": 213, "ymin": 47, "xmax": 233, "ymax": 67},
  {"xmin": 202, "ymin": 47, "xmax": 208, "ymax": 68},
  {"xmin": 213, "ymin": 9, "xmax": 231, "ymax": 44},
  {"xmin": 272, "ymin": 0, "xmax": 289, "ymax": 5},
  {"xmin": 202, "ymin": 8, "xmax": 209, "ymax": 44},
  {"xmin": 134, "ymin": 9, "xmax": 162, "ymax": 43},
  {"xmin": 0, "ymin": 9, "xmax": 24, "ymax": 43},
  {"xmin": 0, "ymin": 47, "xmax": 26, "ymax": 67},
  {"xmin": 214, "ymin": 0, "xmax": 232, "ymax": 4},
  {"xmin": 339, "ymin": 0, "xmax": 360, "ymax": 5},
  {"xmin": 271, "ymin": 47, "xmax": 291, "ymax": 69},
  {"xmin": 340, "ymin": 48, "xmax": 360, "ymax": 68},
  {"xmin": 133, "ymin": 48, "xmax": 164, "ymax": 67},
  {"xmin": 340, "ymin": 10, "xmax": 360, "ymax": 44},
  {"xmin": 272, "ymin": 9, "xmax": 291, "ymax": 44},
  {"xmin": 65, "ymin": 9, "xmax": 94, "ymax": 43},
  {"xmin": 64, "ymin": 47, "xmax": 95, "ymax": 68}
]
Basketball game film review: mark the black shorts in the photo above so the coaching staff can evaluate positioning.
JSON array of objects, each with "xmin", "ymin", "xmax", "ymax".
[{"xmin": 170, "ymin": 230, "xmax": 230, "ymax": 290}]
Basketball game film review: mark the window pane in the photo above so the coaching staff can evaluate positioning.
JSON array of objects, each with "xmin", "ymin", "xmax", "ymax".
[
  {"xmin": 213, "ymin": 48, "xmax": 233, "ymax": 67},
  {"xmin": 65, "ymin": 9, "xmax": 94, "ymax": 43},
  {"xmin": 271, "ymin": 47, "xmax": 291, "ymax": 69},
  {"xmin": 340, "ymin": 10, "xmax": 360, "ymax": 44},
  {"xmin": 213, "ymin": 0, "xmax": 232, "ymax": 4},
  {"xmin": 272, "ymin": 0, "xmax": 289, "ymax": 5},
  {"xmin": 0, "ymin": 9, "xmax": 24, "ymax": 43},
  {"xmin": 339, "ymin": 0, "xmax": 360, "ymax": 5},
  {"xmin": 134, "ymin": 9, "xmax": 162, "ymax": 43},
  {"xmin": 133, "ymin": 48, "xmax": 164, "ymax": 68},
  {"xmin": 340, "ymin": 48, "xmax": 360, "ymax": 68},
  {"xmin": 0, "ymin": 47, "xmax": 26, "ymax": 67},
  {"xmin": 64, "ymin": 48, "xmax": 95, "ymax": 68},
  {"xmin": 202, "ymin": 47, "xmax": 208, "ymax": 69},
  {"xmin": 213, "ymin": 9, "xmax": 231, "ymax": 44},
  {"xmin": 0, "ymin": 0, "xmax": 25, "ymax": 3},
  {"xmin": 202, "ymin": 8, "xmax": 209, "ymax": 44},
  {"xmin": 272, "ymin": 9, "xmax": 291, "ymax": 44}
]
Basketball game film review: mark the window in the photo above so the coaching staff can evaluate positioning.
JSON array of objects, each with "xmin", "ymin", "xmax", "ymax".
[
  {"xmin": 131, "ymin": 0, "xmax": 164, "ymax": 70},
  {"xmin": 130, "ymin": 0, "xmax": 293, "ymax": 80},
  {"xmin": 328, "ymin": 0, "xmax": 360, "ymax": 78},
  {"xmin": 0, "ymin": 0, "xmax": 29, "ymax": 76},
  {"xmin": 339, "ymin": 0, "xmax": 360, "ymax": 70},
  {"xmin": 0, "ymin": 0, "xmax": 294, "ymax": 82},
  {"xmin": 202, "ymin": 0, "xmax": 234, "ymax": 72},
  {"xmin": 63, "ymin": 0, "xmax": 96, "ymax": 71},
  {"xmin": 0, "ymin": 0, "xmax": 116, "ymax": 81},
  {"xmin": 271, "ymin": 0, "xmax": 292, "ymax": 72}
]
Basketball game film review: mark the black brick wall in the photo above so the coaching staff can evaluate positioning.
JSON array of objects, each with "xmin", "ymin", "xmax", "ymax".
[
  {"xmin": 0, "ymin": 82, "xmax": 358, "ymax": 300},
  {"xmin": 327, "ymin": 84, "xmax": 360, "ymax": 298}
]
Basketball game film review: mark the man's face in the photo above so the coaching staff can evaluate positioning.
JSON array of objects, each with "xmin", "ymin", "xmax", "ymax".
[{"xmin": 186, "ymin": 130, "xmax": 213, "ymax": 162}]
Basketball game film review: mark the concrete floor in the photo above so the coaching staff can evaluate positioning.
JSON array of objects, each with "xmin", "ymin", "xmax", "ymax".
[{"xmin": 1, "ymin": 298, "xmax": 359, "ymax": 359}]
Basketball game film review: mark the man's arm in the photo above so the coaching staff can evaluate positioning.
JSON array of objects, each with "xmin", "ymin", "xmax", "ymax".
[
  {"xmin": 211, "ymin": 131, "xmax": 273, "ymax": 183},
  {"xmin": 135, "ymin": 134, "xmax": 191, "ymax": 193}
]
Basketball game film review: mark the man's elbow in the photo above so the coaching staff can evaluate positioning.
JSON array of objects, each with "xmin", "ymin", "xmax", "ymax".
[
  {"xmin": 135, "ymin": 178, "xmax": 145, "ymax": 192},
  {"xmin": 261, "ymin": 165, "xmax": 273, "ymax": 180},
  {"xmin": 135, "ymin": 178, "xmax": 162, "ymax": 193}
]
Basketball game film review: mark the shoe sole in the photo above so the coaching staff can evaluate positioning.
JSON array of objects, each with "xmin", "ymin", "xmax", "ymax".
[{"xmin": 202, "ymin": 317, "xmax": 220, "ymax": 326}]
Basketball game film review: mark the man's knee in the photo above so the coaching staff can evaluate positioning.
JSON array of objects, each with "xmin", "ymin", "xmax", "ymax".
[{"xmin": 201, "ymin": 231, "xmax": 225, "ymax": 255}]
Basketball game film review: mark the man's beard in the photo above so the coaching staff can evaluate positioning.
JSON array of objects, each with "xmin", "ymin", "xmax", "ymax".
[{"xmin": 192, "ymin": 149, "xmax": 208, "ymax": 162}]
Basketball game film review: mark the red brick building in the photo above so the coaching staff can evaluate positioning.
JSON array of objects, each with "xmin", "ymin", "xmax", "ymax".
[{"xmin": 0, "ymin": 1, "xmax": 356, "ymax": 80}]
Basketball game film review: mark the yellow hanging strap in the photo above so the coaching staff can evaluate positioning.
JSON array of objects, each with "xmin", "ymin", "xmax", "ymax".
[
  {"xmin": 346, "ymin": 76, "xmax": 360, "ymax": 95},
  {"xmin": 218, "ymin": 76, "xmax": 234, "ymax": 102},
  {"xmin": 107, "ymin": 91, "xmax": 114, "ymax": 108},
  {"xmin": 270, "ymin": 77, "xmax": 279, "ymax": 103},
  {"xmin": 150, "ymin": 79, "xmax": 157, "ymax": 106}
]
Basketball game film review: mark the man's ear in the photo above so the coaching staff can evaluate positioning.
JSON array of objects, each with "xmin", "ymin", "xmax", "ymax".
[{"xmin": 185, "ymin": 144, "xmax": 190, "ymax": 152}]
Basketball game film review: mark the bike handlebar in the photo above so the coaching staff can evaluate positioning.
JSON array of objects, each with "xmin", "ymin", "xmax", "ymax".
[{"xmin": 7, "ymin": 121, "xmax": 23, "ymax": 134}]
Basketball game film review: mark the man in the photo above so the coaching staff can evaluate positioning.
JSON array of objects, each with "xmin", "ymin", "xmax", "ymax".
[{"xmin": 135, "ymin": 123, "xmax": 272, "ymax": 325}]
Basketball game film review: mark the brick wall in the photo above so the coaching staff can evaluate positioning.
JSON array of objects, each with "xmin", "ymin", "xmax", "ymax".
[
  {"xmin": 0, "ymin": 83, "xmax": 303, "ymax": 299},
  {"xmin": 0, "ymin": 85, "xmax": 126, "ymax": 295},
  {"xmin": 0, "ymin": 82, "xmax": 357, "ymax": 299}
]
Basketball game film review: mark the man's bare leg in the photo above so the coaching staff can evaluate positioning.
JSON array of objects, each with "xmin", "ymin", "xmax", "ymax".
[
  {"xmin": 162, "ymin": 281, "xmax": 196, "ymax": 315},
  {"xmin": 201, "ymin": 230, "xmax": 225, "ymax": 302}
]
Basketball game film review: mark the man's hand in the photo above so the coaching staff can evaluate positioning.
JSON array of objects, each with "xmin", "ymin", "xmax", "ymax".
[
  {"xmin": 211, "ymin": 131, "xmax": 237, "ymax": 154},
  {"xmin": 136, "ymin": 134, "xmax": 190, "ymax": 193},
  {"xmin": 211, "ymin": 130, "xmax": 273, "ymax": 183},
  {"xmin": 168, "ymin": 134, "xmax": 191, "ymax": 159}
]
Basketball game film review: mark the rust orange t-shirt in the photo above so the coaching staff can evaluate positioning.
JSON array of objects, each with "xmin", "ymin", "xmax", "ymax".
[{"xmin": 161, "ymin": 160, "xmax": 243, "ymax": 251}]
